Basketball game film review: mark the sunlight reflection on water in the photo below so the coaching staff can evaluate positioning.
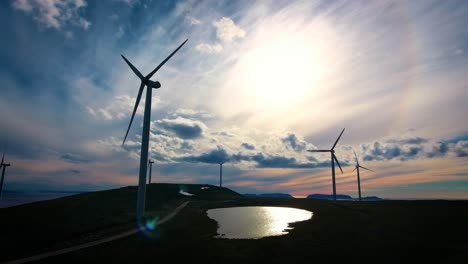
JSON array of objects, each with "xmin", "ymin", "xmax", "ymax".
[{"xmin": 207, "ymin": 206, "xmax": 313, "ymax": 239}]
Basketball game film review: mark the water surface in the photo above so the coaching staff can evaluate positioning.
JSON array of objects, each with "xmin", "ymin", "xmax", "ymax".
[{"xmin": 207, "ymin": 206, "xmax": 313, "ymax": 239}]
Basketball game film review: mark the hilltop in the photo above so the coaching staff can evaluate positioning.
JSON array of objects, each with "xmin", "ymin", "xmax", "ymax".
[{"xmin": 0, "ymin": 183, "xmax": 241, "ymax": 261}]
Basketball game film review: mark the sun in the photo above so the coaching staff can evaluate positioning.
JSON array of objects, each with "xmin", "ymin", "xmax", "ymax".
[
  {"xmin": 244, "ymin": 39, "xmax": 321, "ymax": 105},
  {"xmin": 230, "ymin": 25, "xmax": 340, "ymax": 112},
  {"xmin": 216, "ymin": 18, "xmax": 345, "ymax": 124}
]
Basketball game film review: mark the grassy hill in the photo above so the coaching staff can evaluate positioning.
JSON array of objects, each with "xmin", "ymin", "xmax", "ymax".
[{"xmin": 0, "ymin": 183, "xmax": 241, "ymax": 261}]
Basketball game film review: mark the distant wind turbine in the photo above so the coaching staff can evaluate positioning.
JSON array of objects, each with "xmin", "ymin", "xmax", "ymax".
[
  {"xmin": 147, "ymin": 159, "xmax": 154, "ymax": 184},
  {"xmin": 218, "ymin": 160, "xmax": 228, "ymax": 188},
  {"xmin": 0, "ymin": 151, "xmax": 11, "ymax": 199},
  {"xmin": 121, "ymin": 39, "xmax": 188, "ymax": 220},
  {"xmin": 307, "ymin": 128, "xmax": 345, "ymax": 201},
  {"xmin": 352, "ymin": 150, "xmax": 373, "ymax": 201}
]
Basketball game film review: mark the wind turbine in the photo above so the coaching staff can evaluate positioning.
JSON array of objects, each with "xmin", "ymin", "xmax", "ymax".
[
  {"xmin": 147, "ymin": 159, "xmax": 154, "ymax": 184},
  {"xmin": 307, "ymin": 128, "xmax": 345, "ymax": 201},
  {"xmin": 122, "ymin": 39, "xmax": 188, "ymax": 220},
  {"xmin": 352, "ymin": 150, "xmax": 373, "ymax": 201},
  {"xmin": 218, "ymin": 160, "xmax": 227, "ymax": 188},
  {"xmin": 0, "ymin": 152, "xmax": 11, "ymax": 199}
]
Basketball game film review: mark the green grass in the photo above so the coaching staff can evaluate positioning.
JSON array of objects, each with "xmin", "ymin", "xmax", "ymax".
[{"xmin": 1, "ymin": 184, "xmax": 468, "ymax": 263}]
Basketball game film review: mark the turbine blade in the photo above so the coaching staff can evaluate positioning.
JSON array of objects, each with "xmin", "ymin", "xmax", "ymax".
[
  {"xmin": 333, "ymin": 154, "xmax": 343, "ymax": 174},
  {"xmin": 359, "ymin": 166, "xmax": 374, "ymax": 172},
  {"xmin": 352, "ymin": 167, "xmax": 356, "ymax": 172},
  {"xmin": 307, "ymin": 150, "xmax": 330, "ymax": 152},
  {"xmin": 331, "ymin": 128, "xmax": 345, "ymax": 150},
  {"xmin": 121, "ymin": 55, "xmax": 144, "ymax": 80},
  {"xmin": 0, "ymin": 151, "xmax": 4, "ymax": 166},
  {"xmin": 145, "ymin": 39, "xmax": 188, "ymax": 80},
  {"xmin": 353, "ymin": 149, "xmax": 358, "ymax": 164},
  {"xmin": 123, "ymin": 82, "xmax": 145, "ymax": 145}
]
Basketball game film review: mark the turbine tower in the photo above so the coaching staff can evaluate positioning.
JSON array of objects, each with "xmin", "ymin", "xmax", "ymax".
[
  {"xmin": 122, "ymin": 39, "xmax": 188, "ymax": 220},
  {"xmin": 218, "ymin": 161, "xmax": 226, "ymax": 187},
  {"xmin": 307, "ymin": 128, "xmax": 345, "ymax": 201},
  {"xmin": 147, "ymin": 159, "xmax": 154, "ymax": 184},
  {"xmin": 352, "ymin": 150, "xmax": 373, "ymax": 201},
  {"xmin": 0, "ymin": 152, "xmax": 11, "ymax": 199}
]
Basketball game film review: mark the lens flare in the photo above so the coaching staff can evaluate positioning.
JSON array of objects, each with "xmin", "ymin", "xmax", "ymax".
[{"xmin": 137, "ymin": 216, "xmax": 161, "ymax": 239}]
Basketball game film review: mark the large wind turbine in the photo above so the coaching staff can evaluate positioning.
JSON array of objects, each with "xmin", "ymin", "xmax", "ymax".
[
  {"xmin": 352, "ymin": 150, "xmax": 373, "ymax": 201},
  {"xmin": 122, "ymin": 39, "xmax": 188, "ymax": 220},
  {"xmin": 147, "ymin": 159, "xmax": 154, "ymax": 185},
  {"xmin": 307, "ymin": 128, "xmax": 345, "ymax": 201},
  {"xmin": 0, "ymin": 152, "xmax": 11, "ymax": 199}
]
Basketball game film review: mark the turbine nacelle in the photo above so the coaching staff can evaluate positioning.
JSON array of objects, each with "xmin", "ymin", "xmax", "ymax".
[{"xmin": 146, "ymin": 80, "xmax": 161, "ymax": 89}]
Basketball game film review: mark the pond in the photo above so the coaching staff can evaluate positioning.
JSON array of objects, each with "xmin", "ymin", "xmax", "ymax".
[{"xmin": 207, "ymin": 206, "xmax": 313, "ymax": 239}]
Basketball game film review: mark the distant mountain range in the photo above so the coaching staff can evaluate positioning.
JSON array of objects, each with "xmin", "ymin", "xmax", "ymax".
[
  {"xmin": 243, "ymin": 193, "xmax": 384, "ymax": 200},
  {"xmin": 243, "ymin": 193, "xmax": 294, "ymax": 198},
  {"xmin": 307, "ymin": 194, "xmax": 384, "ymax": 201}
]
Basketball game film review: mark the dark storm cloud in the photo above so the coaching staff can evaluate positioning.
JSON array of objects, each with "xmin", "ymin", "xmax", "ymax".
[{"xmin": 281, "ymin": 133, "xmax": 306, "ymax": 152}]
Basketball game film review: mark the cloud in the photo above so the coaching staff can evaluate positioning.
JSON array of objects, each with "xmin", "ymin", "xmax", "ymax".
[
  {"xmin": 154, "ymin": 117, "xmax": 206, "ymax": 139},
  {"xmin": 212, "ymin": 17, "xmax": 245, "ymax": 42},
  {"xmin": 114, "ymin": 0, "xmax": 139, "ymax": 6},
  {"xmin": 452, "ymin": 141, "xmax": 468, "ymax": 157},
  {"xmin": 86, "ymin": 95, "xmax": 135, "ymax": 120},
  {"xmin": 185, "ymin": 15, "xmax": 201, "ymax": 25},
  {"xmin": 241, "ymin": 143, "xmax": 255, "ymax": 150},
  {"xmin": 195, "ymin": 43, "xmax": 223, "ymax": 54},
  {"xmin": 426, "ymin": 142, "xmax": 449, "ymax": 158},
  {"xmin": 281, "ymin": 133, "xmax": 307, "ymax": 152},
  {"xmin": 361, "ymin": 136, "xmax": 468, "ymax": 161},
  {"xmin": 61, "ymin": 153, "xmax": 91, "ymax": 164},
  {"xmin": 170, "ymin": 108, "xmax": 213, "ymax": 119},
  {"xmin": 230, "ymin": 152, "xmax": 333, "ymax": 169},
  {"xmin": 178, "ymin": 146, "xmax": 229, "ymax": 164},
  {"xmin": 85, "ymin": 94, "xmax": 163, "ymax": 121},
  {"xmin": 12, "ymin": 0, "xmax": 91, "ymax": 30},
  {"xmin": 194, "ymin": 17, "xmax": 244, "ymax": 54},
  {"xmin": 116, "ymin": 26, "xmax": 125, "ymax": 38},
  {"xmin": 387, "ymin": 137, "xmax": 428, "ymax": 145}
]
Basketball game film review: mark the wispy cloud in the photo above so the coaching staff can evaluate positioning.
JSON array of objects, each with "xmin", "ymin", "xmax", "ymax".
[
  {"xmin": 12, "ymin": 0, "xmax": 91, "ymax": 30},
  {"xmin": 195, "ymin": 43, "xmax": 223, "ymax": 54}
]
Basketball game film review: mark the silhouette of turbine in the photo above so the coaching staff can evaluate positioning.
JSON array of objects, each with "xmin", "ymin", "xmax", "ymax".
[
  {"xmin": 0, "ymin": 151, "xmax": 11, "ymax": 199},
  {"xmin": 307, "ymin": 128, "xmax": 345, "ymax": 201},
  {"xmin": 121, "ymin": 39, "xmax": 188, "ymax": 220},
  {"xmin": 352, "ymin": 150, "xmax": 373, "ymax": 201},
  {"xmin": 218, "ymin": 160, "xmax": 228, "ymax": 187},
  {"xmin": 147, "ymin": 159, "xmax": 154, "ymax": 185}
]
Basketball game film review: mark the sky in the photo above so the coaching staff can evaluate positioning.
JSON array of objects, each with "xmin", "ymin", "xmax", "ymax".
[{"xmin": 0, "ymin": 0, "xmax": 467, "ymax": 199}]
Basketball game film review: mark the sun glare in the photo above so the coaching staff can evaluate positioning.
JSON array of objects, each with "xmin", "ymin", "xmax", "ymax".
[
  {"xmin": 244, "ymin": 40, "xmax": 320, "ymax": 105},
  {"xmin": 228, "ymin": 21, "xmax": 342, "ymax": 112}
]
